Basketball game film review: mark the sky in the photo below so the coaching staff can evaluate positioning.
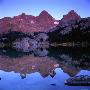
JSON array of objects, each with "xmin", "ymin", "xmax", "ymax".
[{"xmin": 0, "ymin": 0, "xmax": 90, "ymax": 20}]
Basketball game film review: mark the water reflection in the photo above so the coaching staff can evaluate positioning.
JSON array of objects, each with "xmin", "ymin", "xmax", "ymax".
[
  {"xmin": 0, "ymin": 55, "xmax": 59, "ymax": 78},
  {"xmin": 0, "ymin": 47, "xmax": 90, "ymax": 77},
  {"xmin": 48, "ymin": 47, "xmax": 90, "ymax": 77},
  {"xmin": 0, "ymin": 47, "xmax": 90, "ymax": 90}
]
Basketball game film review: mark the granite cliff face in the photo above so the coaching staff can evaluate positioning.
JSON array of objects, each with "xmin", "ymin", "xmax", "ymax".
[
  {"xmin": 48, "ymin": 10, "xmax": 90, "ymax": 44},
  {"xmin": 61, "ymin": 10, "xmax": 81, "ymax": 22},
  {"xmin": 0, "ymin": 10, "xmax": 59, "ymax": 34},
  {"xmin": 0, "ymin": 10, "xmax": 81, "ymax": 34},
  {"xmin": 48, "ymin": 10, "xmax": 81, "ymax": 32},
  {"xmin": 59, "ymin": 10, "xmax": 81, "ymax": 28}
]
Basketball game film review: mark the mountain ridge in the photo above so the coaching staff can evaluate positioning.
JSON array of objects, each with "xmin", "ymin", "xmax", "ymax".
[{"xmin": 0, "ymin": 10, "xmax": 82, "ymax": 34}]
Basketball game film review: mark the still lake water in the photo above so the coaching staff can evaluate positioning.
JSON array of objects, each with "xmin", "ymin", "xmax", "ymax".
[{"xmin": 0, "ymin": 47, "xmax": 90, "ymax": 90}]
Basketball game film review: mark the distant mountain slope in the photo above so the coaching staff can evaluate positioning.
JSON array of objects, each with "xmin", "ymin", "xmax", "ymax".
[
  {"xmin": 48, "ymin": 15, "xmax": 90, "ymax": 43},
  {"xmin": 0, "ymin": 10, "xmax": 59, "ymax": 34}
]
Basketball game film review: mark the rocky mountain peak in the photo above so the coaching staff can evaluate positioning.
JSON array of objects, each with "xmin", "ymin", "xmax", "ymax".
[
  {"xmin": 68, "ymin": 10, "xmax": 77, "ymax": 15},
  {"xmin": 20, "ymin": 13, "xmax": 26, "ymax": 16},
  {"xmin": 0, "ymin": 11, "xmax": 57, "ymax": 33},
  {"xmin": 39, "ymin": 10, "xmax": 54, "ymax": 19},
  {"xmin": 39, "ymin": 10, "xmax": 50, "ymax": 16},
  {"xmin": 62, "ymin": 10, "xmax": 81, "ymax": 21}
]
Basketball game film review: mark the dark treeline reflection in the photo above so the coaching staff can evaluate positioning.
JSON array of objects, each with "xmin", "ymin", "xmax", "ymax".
[
  {"xmin": 49, "ymin": 47, "xmax": 90, "ymax": 62},
  {"xmin": 48, "ymin": 47, "xmax": 90, "ymax": 76}
]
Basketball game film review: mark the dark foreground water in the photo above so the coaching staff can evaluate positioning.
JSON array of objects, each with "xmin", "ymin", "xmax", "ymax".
[{"xmin": 0, "ymin": 47, "xmax": 90, "ymax": 90}]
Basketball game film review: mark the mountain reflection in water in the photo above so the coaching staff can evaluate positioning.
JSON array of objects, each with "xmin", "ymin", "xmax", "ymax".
[{"xmin": 0, "ymin": 47, "xmax": 90, "ymax": 90}]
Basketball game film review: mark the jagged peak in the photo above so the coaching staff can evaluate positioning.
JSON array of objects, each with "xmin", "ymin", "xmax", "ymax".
[
  {"xmin": 67, "ymin": 10, "xmax": 79, "ymax": 16},
  {"xmin": 62, "ymin": 10, "xmax": 81, "ymax": 21},
  {"xmin": 19, "ymin": 13, "xmax": 26, "ymax": 16},
  {"xmin": 39, "ymin": 10, "xmax": 49, "ymax": 15},
  {"xmin": 68, "ymin": 10, "xmax": 76, "ymax": 14},
  {"xmin": 39, "ymin": 10, "xmax": 53, "ymax": 18}
]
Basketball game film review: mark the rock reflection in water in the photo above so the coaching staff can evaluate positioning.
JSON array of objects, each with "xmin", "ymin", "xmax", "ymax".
[
  {"xmin": 0, "ymin": 55, "xmax": 59, "ymax": 79},
  {"xmin": 48, "ymin": 47, "xmax": 90, "ymax": 77},
  {"xmin": 0, "ymin": 46, "xmax": 90, "ymax": 79}
]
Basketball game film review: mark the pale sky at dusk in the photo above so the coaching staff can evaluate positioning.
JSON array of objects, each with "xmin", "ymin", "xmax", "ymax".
[{"xmin": 0, "ymin": 0, "xmax": 90, "ymax": 19}]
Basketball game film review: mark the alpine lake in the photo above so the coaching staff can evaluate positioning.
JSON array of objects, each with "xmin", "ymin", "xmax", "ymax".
[{"xmin": 0, "ymin": 45, "xmax": 90, "ymax": 90}]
